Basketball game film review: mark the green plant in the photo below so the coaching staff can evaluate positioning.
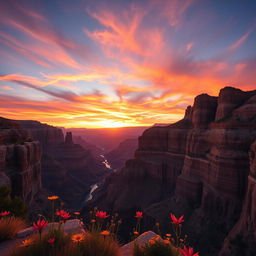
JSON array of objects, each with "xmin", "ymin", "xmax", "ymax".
[
  {"xmin": 0, "ymin": 216, "xmax": 26, "ymax": 242},
  {"xmin": 78, "ymin": 232, "xmax": 120, "ymax": 256},
  {"xmin": 10, "ymin": 229, "xmax": 70, "ymax": 256},
  {"xmin": 0, "ymin": 186, "xmax": 27, "ymax": 218},
  {"xmin": 134, "ymin": 240, "xmax": 180, "ymax": 256},
  {"xmin": 11, "ymin": 229, "xmax": 120, "ymax": 256}
]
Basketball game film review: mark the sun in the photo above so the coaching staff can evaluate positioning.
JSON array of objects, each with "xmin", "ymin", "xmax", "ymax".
[{"xmin": 95, "ymin": 120, "xmax": 129, "ymax": 128}]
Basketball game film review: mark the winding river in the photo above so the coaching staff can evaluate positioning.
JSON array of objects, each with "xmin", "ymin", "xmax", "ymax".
[{"xmin": 85, "ymin": 155, "xmax": 112, "ymax": 202}]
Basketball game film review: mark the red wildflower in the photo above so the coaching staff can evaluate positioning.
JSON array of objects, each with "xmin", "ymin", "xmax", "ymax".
[
  {"xmin": 33, "ymin": 219, "xmax": 48, "ymax": 232},
  {"xmin": 61, "ymin": 212, "xmax": 71, "ymax": 220},
  {"xmin": 55, "ymin": 210, "xmax": 66, "ymax": 216},
  {"xmin": 135, "ymin": 211, "xmax": 143, "ymax": 219},
  {"xmin": 55, "ymin": 210, "xmax": 70, "ymax": 219},
  {"xmin": 180, "ymin": 246, "xmax": 199, "ymax": 256},
  {"xmin": 47, "ymin": 237, "xmax": 55, "ymax": 244},
  {"xmin": 0, "ymin": 211, "xmax": 10, "ymax": 216},
  {"xmin": 95, "ymin": 211, "xmax": 109, "ymax": 219},
  {"xmin": 170, "ymin": 213, "xmax": 184, "ymax": 225}
]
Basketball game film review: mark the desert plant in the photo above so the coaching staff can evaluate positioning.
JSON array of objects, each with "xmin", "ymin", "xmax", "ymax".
[
  {"xmin": 78, "ymin": 232, "xmax": 120, "ymax": 256},
  {"xmin": 10, "ymin": 229, "xmax": 70, "ymax": 256},
  {"xmin": 134, "ymin": 240, "xmax": 180, "ymax": 256},
  {"xmin": 0, "ymin": 216, "xmax": 26, "ymax": 242},
  {"xmin": 11, "ymin": 229, "xmax": 120, "ymax": 256},
  {"xmin": 0, "ymin": 186, "xmax": 27, "ymax": 218}
]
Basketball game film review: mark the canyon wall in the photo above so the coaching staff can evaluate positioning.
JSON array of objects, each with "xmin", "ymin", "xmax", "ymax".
[
  {"xmin": 86, "ymin": 87, "xmax": 256, "ymax": 255},
  {"xmin": 106, "ymin": 138, "xmax": 138, "ymax": 171},
  {"xmin": 0, "ymin": 118, "xmax": 41, "ymax": 205},
  {"xmin": 17, "ymin": 120, "xmax": 109, "ymax": 209}
]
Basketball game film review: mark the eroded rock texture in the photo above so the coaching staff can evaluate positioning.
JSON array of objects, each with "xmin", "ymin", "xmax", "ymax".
[
  {"xmin": 17, "ymin": 120, "xmax": 108, "ymax": 209},
  {"xmin": 0, "ymin": 118, "xmax": 41, "ymax": 205},
  {"xmin": 85, "ymin": 87, "xmax": 256, "ymax": 255}
]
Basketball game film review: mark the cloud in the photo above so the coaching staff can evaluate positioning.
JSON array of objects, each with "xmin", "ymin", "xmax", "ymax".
[
  {"xmin": 0, "ymin": 0, "xmax": 256, "ymax": 128},
  {"xmin": 0, "ymin": 0, "xmax": 95, "ymax": 69},
  {"xmin": 229, "ymin": 29, "xmax": 252, "ymax": 51}
]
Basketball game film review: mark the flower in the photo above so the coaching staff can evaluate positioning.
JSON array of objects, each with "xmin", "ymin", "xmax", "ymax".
[
  {"xmin": 95, "ymin": 210, "xmax": 109, "ymax": 219},
  {"xmin": 33, "ymin": 219, "xmax": 48, "ymax": 232},
  {"xmin": 91, "ymin": 219, "xmax": 96, "ymax": 223},
  {"xmin": 47, "ymin": 196, "xmax": 59, "ymax": 200},
  {"xmin": 170, "ymin": 213, "xmax": 184, "ymax": 225},
  {"xmin": 71, "ymin": 233, "xmax": 85, "ymax": 243},
  {"xmin": 166, "ymin": 234, "xmax": 171, "ymax": 237},
  {"xmin": 48, "ymin": 237, "xmax": 55, "ymax": 244},
  {"xmin": 20, "ymin": 238, "xmax": 33, "ymax": 247},
  {"xmin": 180, "ymin": 246, "xmax": 199, "ymax": 256},
  {"xmin": 55, "ymin": 210, "xmax": 66, "ymax": 216},
  {"xmin": 100, "ymin": 230, "xmax": 110, "ymax": 236},
  {"xmin": 74, "ymin": 212, "xmax": 80, "ymax": 215},
  {"xmin": 149, "ymin": 239, "xmax": 155, "ymax": 245},
  {"xmin": 55, "ymin": 210, "xmax": 70, "ymax": 220},
  {"xmin": 61, "ymin": 212, "xmax": 71, "ymax": 220},
  {"xmin": 0, "ymin": 211, "xmax": 10, "ymax": 216},
  {"xmin": 135, "ymin": 211, "xmax": 143, "ymax": 219},
  {"xmin": 163, "ymin": 239, "xmax": 171, "ymax": 244}
]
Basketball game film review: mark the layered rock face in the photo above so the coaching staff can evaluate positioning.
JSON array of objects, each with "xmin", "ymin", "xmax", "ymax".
[
  {"xmin": 106, "ymin": 138, "xmax": 138, "ymax": 171},
  {"xmin": 0, "ymin": 118, "xmax": 41, "ymax": 204},
  {"xmin": 17, "ymin": 120, "xmax": 108, "ymax": 209},
  {"xmin": 220, "ymin": 141, "xmax": 256, "ymax": 256},
  {"xmin": 86, "ymin": 87, "xmax": 256, "ymax": 255}
]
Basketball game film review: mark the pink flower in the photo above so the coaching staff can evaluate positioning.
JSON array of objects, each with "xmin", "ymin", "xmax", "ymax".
[
  {"xmin": 170, "ymin": 213, "xmax": 184, "ymax": 225},
  {"xmin": 180, "ymin": 246, "xmax": 199, "ymax": 256},
  {"xmin": 47, "ymin": 237, "xmax": 55, "ymax": 244},
  {"xmin": 135, "ymin": 211, "xmax": 143, "ymax": 219},
  {"xmin": 55, "ymin": 210, "xmax": 70, "ymax": 220},
  {"xmin": 61, "ymin": 212, "xmax": 71, "ymax": 220},
  {"xmin": 95, "ymin": 211, "xmax": 109, "ymax": 219},
  {"xmin": 0, "ymin": 211, "xmax": 10, "ymax": 216},
  {"xmin": 55, "ymin": 210, "xmax": 66, "ymax": 216},
  {"xmin": 33, "ymin": 219, "xmax": 48, "ymax": 232}
]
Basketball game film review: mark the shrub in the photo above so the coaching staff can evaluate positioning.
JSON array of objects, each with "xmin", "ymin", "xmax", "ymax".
[
  {"xmin": 0, "ymin": 216, "xmax": 26, "ymax": 242},
  {"xmin": 10, "ymin": 229, "xmax": 70, "ymax": 256},
  {"xmin": 78, "ymin": 232, "xmax": 120, "ymax": 256},
  {"xmin": 11, "ymin": 229, "xmax": 120, "ymax": 256},
  {"xmin": 134, "ymin": 240, "xmax": 180, "ymax": 256},
  {"xmin": 0, "ymin": 186, "xmax": 27, "ymax": 218}
]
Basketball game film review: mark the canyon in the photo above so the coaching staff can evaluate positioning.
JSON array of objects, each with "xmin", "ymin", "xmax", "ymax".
[
  {"xmin": 16, "ymin": 120, "xmax": 110, "ymax": 209},
  {"xmin": 0, "ymin": 118, "xmax": 41, "ymax": 205},
  {"xmin": 84, "ymin": 87, "xmax": 256, "ymax": 255},
  {"xmin": 0, "ymin": 117, "xmax": 110, "ymax": 210}
]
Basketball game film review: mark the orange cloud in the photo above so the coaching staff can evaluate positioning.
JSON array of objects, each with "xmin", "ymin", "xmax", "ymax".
[{"xmin": 0, "ymin": 0, "xmax": 256, "ymax": 128}]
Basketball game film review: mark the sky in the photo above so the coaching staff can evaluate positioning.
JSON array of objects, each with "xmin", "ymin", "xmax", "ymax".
[{"xmin": 0, "ymin": 0, "xmax": 256, "ymax": 128}]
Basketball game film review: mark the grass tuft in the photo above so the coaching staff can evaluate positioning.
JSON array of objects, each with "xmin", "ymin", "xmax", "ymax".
[{"xmin": 0, "ymin": 216, "xmax": 26, "ymax": 242}]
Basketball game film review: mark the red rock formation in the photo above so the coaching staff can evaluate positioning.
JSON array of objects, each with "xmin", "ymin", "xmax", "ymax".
[
  {"xmin": 85, "ymin": 87, "xmax": 256, "ymax": 255},
  {"xmin": 0, "ymin": 118, "xmax": 41, "ymax": 204},
  {"xmin": 106, "ymin": 138, "xmax": 138, "ymax": 170},
  {"xmin": 220, "ymin": 141, "xmax": 256, "ymax": 256},
  {"xmin": 17, "ymin": 120, "xmax": 109, "ymax": 208}
]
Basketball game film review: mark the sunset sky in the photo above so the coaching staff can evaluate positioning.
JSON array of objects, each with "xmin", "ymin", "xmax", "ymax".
[{"xmin": 0, "ymin": 0, "xmax": 256, "ymax": 128}]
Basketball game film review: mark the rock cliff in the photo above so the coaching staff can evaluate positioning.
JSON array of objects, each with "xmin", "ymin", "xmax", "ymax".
[
  {"xmin": 85, "ymin": 87, "xmax": 256, "ymax": 255},
  {"xmin": 219, "ymin": 140, "xmax": 256, "ymax": 256},
  {"xmin": 16, "ymin": 120, "xmax": 109, "ymax": 209},
  {"xmin": 106, "ymin": 138, "xmax": 138, "ymax": 171},
  {"xmin": 0, "ymin": 117, "xmax": 41, "ymax": 205}
]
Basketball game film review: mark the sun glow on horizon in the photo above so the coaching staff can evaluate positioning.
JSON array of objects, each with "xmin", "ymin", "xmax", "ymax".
[{"xmin": 0, "ymin": 0, "xmax": 255, "ymax": 128}]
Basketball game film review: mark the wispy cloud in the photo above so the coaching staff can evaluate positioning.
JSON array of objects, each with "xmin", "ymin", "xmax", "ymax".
[
  {"xmin": 229, "ymin": 29, "xmax": 253, "ymax": 51},
  {"xmin": 0, "ymin": 0, "xmax": 255, "ymax": 127}
]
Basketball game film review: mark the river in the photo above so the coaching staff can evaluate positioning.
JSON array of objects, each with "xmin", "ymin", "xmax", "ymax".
[{"xmin": 85, "ymin": 155, "xmax": 112, "ymax": 202}]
